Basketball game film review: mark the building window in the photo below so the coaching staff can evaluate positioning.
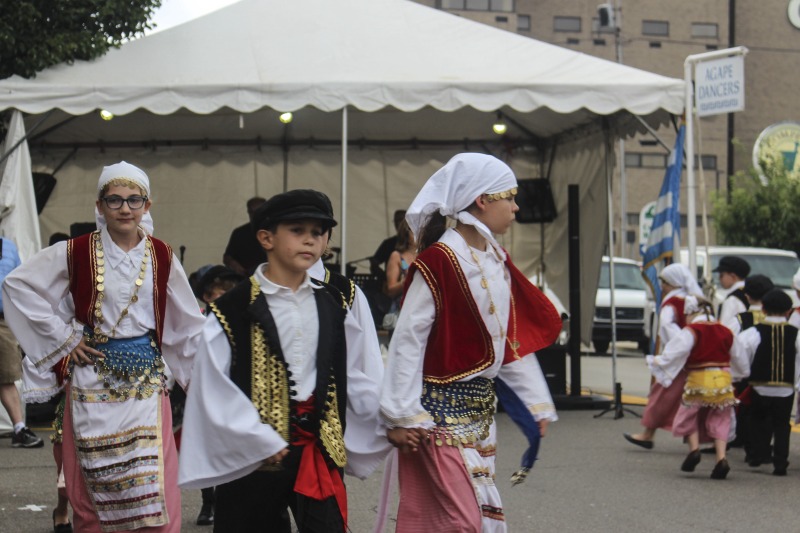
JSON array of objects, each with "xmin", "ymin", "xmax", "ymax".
[
  {"xmin": 649, "ymin": 41, "xmax": 662, "ymax": 48},
  {"xmin": 518, "ymin": 14, "xmax": 531, "ymax": 31},
  {"xmin": 554, "ymin": 16, "xmax": 581, "ymax": 32},
  {"xmin": 691, "ymin": 22, "xmax": 718, "ymax": 38},
  {"xmin": 440, "ymin": 0, "xmax": 513, "ymax": 11},
  {"xmin": 593, "ymin": 38, "xmax": 607, "ymax": 45},
  {"xmin": 566, "ymin": 37, "xmax": 580, "ymax": 45},
  {"xmin": 706, "ymin": 44, "xmax": 718, "ymax": 51},
  {"xmin": 495, "ymin": 15, "xmax": 508, "ymax": 22},
  {"xmin": 695, "ymin": 154, "xmax": 718, "ymax": 169},
  {"xmin": 641, "ymin": 154, "xmax": 667, "ymax": 168},
  {"xmin": 642, "ymin": 20, "xmax": 669, "ymax": 36},
  {"xmin": 625, "ymin": 153, "xmax": 642, "ymax": 167}
]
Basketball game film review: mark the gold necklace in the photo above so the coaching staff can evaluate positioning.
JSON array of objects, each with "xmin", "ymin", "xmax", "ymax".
[
  {"xmin": 91, "ymin": 232, "xmax": 151, "ymax": 343},
  {"xmin": 455, "ymin": 229, "xmax": 521, "ymax": 359}
]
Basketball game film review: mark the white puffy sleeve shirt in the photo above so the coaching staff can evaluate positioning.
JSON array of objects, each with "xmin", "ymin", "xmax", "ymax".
[
  {"xmin": 380, "ymin": 229, "xmax": 557, "ymax": 431},
  {"xmin": 2, "ymin": 231, "xmax": 204, "ymax": 401}
]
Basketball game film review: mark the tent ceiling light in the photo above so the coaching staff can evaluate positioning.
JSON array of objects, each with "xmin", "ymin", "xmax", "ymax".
[
  {"xmin": 99, "ymin": 109, "xmax": 114, "ymax": 121},
  {"xmin": 492, "ymin": 121, "xmax": 507, "ymax": 135},
  {"xmin": 279, "ymin": 112, "xmax": 293, "ymax": 124}
]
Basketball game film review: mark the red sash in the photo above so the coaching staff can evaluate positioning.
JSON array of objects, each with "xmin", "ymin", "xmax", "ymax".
[
  {"xmin": 292, "ymin": 397, "xmax": 348, "ymax": 528},
  {"xmin": 67, "ymin": 231, "xmax": 172, "ymax": 347}
]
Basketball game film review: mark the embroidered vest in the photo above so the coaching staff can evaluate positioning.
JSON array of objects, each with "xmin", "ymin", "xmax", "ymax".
[
  {"xmin": 685, "ymin": 322, "xmax": 733, "ymax": 369},
  {"xmin": 718, "ymin": 288, "xmax": 748, "ymax": 317},
  {"xmin": 662, "ymin": 296, "xmax": 687, "ymax": 329},
  {"xmin": 750, "ymin": 323, "xmax": 798, "ymax": 388},
  {"xmin": 320, "ymin": 267, "xmax": 356, "ymax": 309},
  {"xmin": 66, "ymin": 231, "xmax": 172, "ymax": 347},
  {"xmin": 210, "ymin": 277, "xmax": 349, "ymax": 467},
  {"xmin": 737, "ymin": 309, "xmax": 766, "ymax": 331},
  {"xmin": 407, "ymin": 242, "xmax": 561, "ymax": 384}
]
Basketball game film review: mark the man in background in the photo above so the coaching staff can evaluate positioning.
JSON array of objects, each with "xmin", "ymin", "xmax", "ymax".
[{"xmin": 223, "ymin": 197, "xmax": 267, "ymax": 276}]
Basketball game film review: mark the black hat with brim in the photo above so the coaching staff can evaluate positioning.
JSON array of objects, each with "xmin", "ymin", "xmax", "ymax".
[
  {"xmin": 712, "ymin": 255, "xmax": 751, "ymax": 279},
  {"xmin": 195, "ymin": 265, "xmax": 244, "ymax": 299},
  {"xmin": 762, "ymin": 288, "xmax": 793, "ymax": 315},
  {"xmin": 252, "ymin": 189, "xmax": 337, "ymax": 231}
]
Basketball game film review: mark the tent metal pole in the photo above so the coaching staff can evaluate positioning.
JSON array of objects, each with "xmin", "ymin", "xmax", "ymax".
[{"xmin": 340, "ymin": 106, "xmax": 348, "ymax": 276}]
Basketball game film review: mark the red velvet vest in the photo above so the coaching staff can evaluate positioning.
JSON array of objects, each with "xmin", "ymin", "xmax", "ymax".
[
  {"xmin": 662, "ymin": 295, "xmax": 687, "ymax": 329},
  {"xmin": 685, "ymin": 322, "xmax": 733, "ymax": 369},
  {"xmin": 67, "ymin": 231, "xmax": 172, "ymax": 348},
  {"xmin": 406, "ymin": 242, "xmax": 561, "ymax": 384}
]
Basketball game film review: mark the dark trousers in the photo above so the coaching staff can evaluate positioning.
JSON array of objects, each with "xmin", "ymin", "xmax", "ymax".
[
  {"xmin": 749, "ymin": 391, "xmax": 794, "ymax": 468},
  {"xmin": 213, "ymin": 445, "xmax": 344, "ymax": 533}
]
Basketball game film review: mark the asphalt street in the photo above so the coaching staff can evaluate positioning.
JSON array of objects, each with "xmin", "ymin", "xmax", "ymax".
[{"xmin": 2, "ymin": 346, "xmax": 798, "ymax": 532}]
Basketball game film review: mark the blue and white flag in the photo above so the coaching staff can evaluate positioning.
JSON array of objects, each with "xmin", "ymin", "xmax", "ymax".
[{"xmin": 641, "ymin": 124, "xmax": 685, "ymax": 311}]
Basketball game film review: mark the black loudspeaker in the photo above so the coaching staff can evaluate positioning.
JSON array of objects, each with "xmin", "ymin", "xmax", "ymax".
[
  {"xmin": 515, "ymin": 178, "xmax": 557, "ymax": 224},
  {"xmin": 70, "ymin": 222, "xmax": 97, "ymax": 238},
  {"xmin": 32, "ymin": 172, "xmax": 56, "ymax": 214},
  {"xmin": 537, "ymin": 344, "xmax": 567, "ymax": 396}
]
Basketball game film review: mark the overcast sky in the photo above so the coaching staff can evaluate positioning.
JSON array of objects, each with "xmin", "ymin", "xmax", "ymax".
[{"xmin": 147, "ymin": 0, "xmax": 241, "ymax": 34}]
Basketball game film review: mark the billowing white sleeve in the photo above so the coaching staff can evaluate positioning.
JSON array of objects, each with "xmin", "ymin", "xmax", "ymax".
[
  {"xmin": 658, "ymin": 305, "xmax": 681, "ymax": 349},
  {"xmin": 729, "ymin": 334, "xmax": 751, "ymax": 382},
  {"xmin": 719, "ymin": 297, "xmax": 747, "ymax": 327},
  {"xmin": 2, "ymin": 243, "xmax": 81, "ymax": 401},
  {"xmin": 647, "ymin": 328, "xmax": 694, "ymax": 387},
  {"xmin": 343, "ymin": 286, "xmax": 392, "ymax": 479},
  {"xmin": 178, "ymin": 314, "xmax": 288, "ymax": 490},
  {"xmin": 159, "ymin": 253, "xmax": 205, "ymax": 390},
  {"xmin": 379, "ymin": 272, "xmax": 436, "ymax": 430},
  {"xmin": 496, "ymin": 354, "xmax": 558, "ymax": 422}
]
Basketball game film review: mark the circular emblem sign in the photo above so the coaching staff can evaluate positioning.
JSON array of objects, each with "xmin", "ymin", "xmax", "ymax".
[
  {"xmin": 753, "ymin": 121, "xmax": 800, "ymax": 182},
  {"xmin": 790, "ymin": 0, "xmax": 800, "ymax": 29}
]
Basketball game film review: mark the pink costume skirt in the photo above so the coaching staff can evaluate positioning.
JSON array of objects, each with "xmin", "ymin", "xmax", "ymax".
[
  {"xmin": 641, "ymin": 369, "xmax": 687, "ymax": 431},
  {"xmin": 396, "ymin": 441, "xmax": 482, "ymax": 533},
  {"xmin": 671, "ymin": 404, "xmax": 733, "ymax": 442},
  {"xmin": 62, "ymin": 385, "xmax": 181, "ymax": 533}
]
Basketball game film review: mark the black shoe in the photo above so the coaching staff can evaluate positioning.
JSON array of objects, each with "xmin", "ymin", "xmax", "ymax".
[
  {"xmin": 196, "ymin": 503, "xmax": 214, "ymax": 526},
  {"xmin": 773, "ymin": 461, "xmax": 789, "ymax": 476},
  {"xmin": 623, "ymin": 433, "xmax": 653, "ymax": 450},
  {"xmin": 711, "ymin": 458, "xmax": 730, "ymax": 480},
  {"xmin": 11, "ymin": 427, "xmax": 43, "ymax": 448},
  {"xmin": 681, "ymin": 450, "xmax": 702, "ymax": 472},
  {"xmin": 53, "ymin": 509, "xmax": 73, "ymax": 533}
]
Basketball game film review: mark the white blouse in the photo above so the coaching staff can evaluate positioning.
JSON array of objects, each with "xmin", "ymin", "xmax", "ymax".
[{"xmin": 380, "ymin": 228, "xmax": 556, "ymax": 430}]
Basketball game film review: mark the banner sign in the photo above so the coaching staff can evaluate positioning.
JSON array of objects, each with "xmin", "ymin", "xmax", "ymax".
[{"xmin": 694, "ymin": 55, "xmax": 745, "ymax": 117}]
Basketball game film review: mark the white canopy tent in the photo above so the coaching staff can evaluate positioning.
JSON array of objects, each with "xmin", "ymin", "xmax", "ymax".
[{"xmin": 0, "ymin": 0, "xmax": 684, "ymax": 341}]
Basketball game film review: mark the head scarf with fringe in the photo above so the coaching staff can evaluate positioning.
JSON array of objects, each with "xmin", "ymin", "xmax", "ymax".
[{"xmin": 95, "ymin": 161, "xmax": 154, "ymax": 235}]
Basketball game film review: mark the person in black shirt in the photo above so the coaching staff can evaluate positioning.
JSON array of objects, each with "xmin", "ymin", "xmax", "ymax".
[
  {"xmin": 223, "ymin": 197, "xmax": 266, "ymax": 276},
  {"xmin": 369, "ymin": 209, "xmax": 406, "ymax": 276}
]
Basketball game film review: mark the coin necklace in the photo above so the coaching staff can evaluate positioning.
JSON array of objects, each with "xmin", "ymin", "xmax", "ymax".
[
  {"xmin": 91, "ymin": 232, "xmax": 151, "ymax": 344},
  {"xmin": 455, "ymin": 229, "xmax": 521, "ymax": 359}
]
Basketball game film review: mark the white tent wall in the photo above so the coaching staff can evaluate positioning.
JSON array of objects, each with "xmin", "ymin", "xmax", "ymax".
[{"xmin": 32, "ymin": 137, "xmax": 608, "ymax": 341}]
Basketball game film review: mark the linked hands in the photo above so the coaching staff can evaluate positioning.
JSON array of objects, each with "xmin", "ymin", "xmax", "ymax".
[{"xmin": 387, "ymin": 427, "xmax": 430, "ymax": 453}]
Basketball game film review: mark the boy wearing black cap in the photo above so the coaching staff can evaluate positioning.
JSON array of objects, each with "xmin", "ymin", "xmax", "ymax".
[
  {"xmin": 178, "ymin": 189, "xmax": 390, "ymax": 531},
  {"xmin": 725, "ymin": 274, "xmax": 774, "ymax": 335},
  {"xmin": 713, "ymin": 256, "xmax": 750, "ymax": 325},
  {"xmin": 731, "ymin": 289, "xmax": 800, "ymax": 475}
]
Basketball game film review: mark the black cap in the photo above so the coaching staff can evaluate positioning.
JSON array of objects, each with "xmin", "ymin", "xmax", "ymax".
[
  {"xmin": 762, "ymin": 289, "xmax": 793, "ymax": 315},
  {"xmin": 252, "ymin": 189, "xmax": 337, "ymax": 231},
  {"xmin": 743, "ymin": 274, "xmax": 774, "ymax": 301},
  {"xmin": 712, "ymin": 256, "xmax": 750, "ymax": 279},
  {"xmin": 193, "ymin": 265, "xmax": 243, "ymax": 300}
]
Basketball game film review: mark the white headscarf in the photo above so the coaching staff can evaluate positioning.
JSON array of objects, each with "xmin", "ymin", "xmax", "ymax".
[
  {"xmin": 793, "ymin": 266, "xmax": 800, "ymax": 291},
  {"xmin": 406, "ymin": 153, "xmax": 517, "ymax": 257},
  {"xmin": 659, "ymin": 263, "xmax": 703, "ymax": 297},
  {"xmin": 95, "ymin": 161, "xmax": 154, "ymax": 235}
]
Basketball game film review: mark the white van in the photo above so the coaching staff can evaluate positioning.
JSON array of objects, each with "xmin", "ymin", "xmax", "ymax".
[
  {"xmin": 592, "ymin": 256, "xmax": 654, "ymax": 354},
  {"xmin": 679, "ymin": 246, "xmax": 800, "ymax": 309}
]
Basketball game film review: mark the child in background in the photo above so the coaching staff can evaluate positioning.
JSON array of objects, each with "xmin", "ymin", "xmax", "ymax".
[
  {"xmin": 731, "ymin": 289, "xmax": 800, "ymax": 476},
  {"xmin": 647, "ymin": 296, "xmax": 748, "ymax": 479}
]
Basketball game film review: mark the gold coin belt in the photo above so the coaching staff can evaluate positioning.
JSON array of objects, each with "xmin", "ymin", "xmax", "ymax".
[
  {"xmin": 420, "ymin": 378, "xmax": 495, "ymax": 447},
  {"xmin": 91, "ymin": 233, "xmax": 151, "ymax": 344},
  {"xmin": 88, "ymin": 330, "xmax": 166, "ymax": 400}
]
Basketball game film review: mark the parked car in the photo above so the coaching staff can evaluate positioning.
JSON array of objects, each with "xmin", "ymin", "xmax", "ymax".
[
  {"xmin": 592, "ymin": 256, "xmax": 654, "ymax": 354},
  {"xmin": 679, "ymin": 246, "xmax": 800, "ymax": 309}
]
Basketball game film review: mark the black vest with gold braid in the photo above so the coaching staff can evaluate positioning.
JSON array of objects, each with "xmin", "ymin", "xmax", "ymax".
[
  {"xmin": 737, "ymin": 309, "xmax": 766, "ymax": 331},
  {"xmin": 209, "ymin": 276, "xmax": 349, "ymax": 468},
  {"xmin": 320, "ymin": 267, "xmax": 356, "ymax": 309},
  {"xmin": 750, "ymin": 322, "xmax": 798, "ymax": 388}
]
